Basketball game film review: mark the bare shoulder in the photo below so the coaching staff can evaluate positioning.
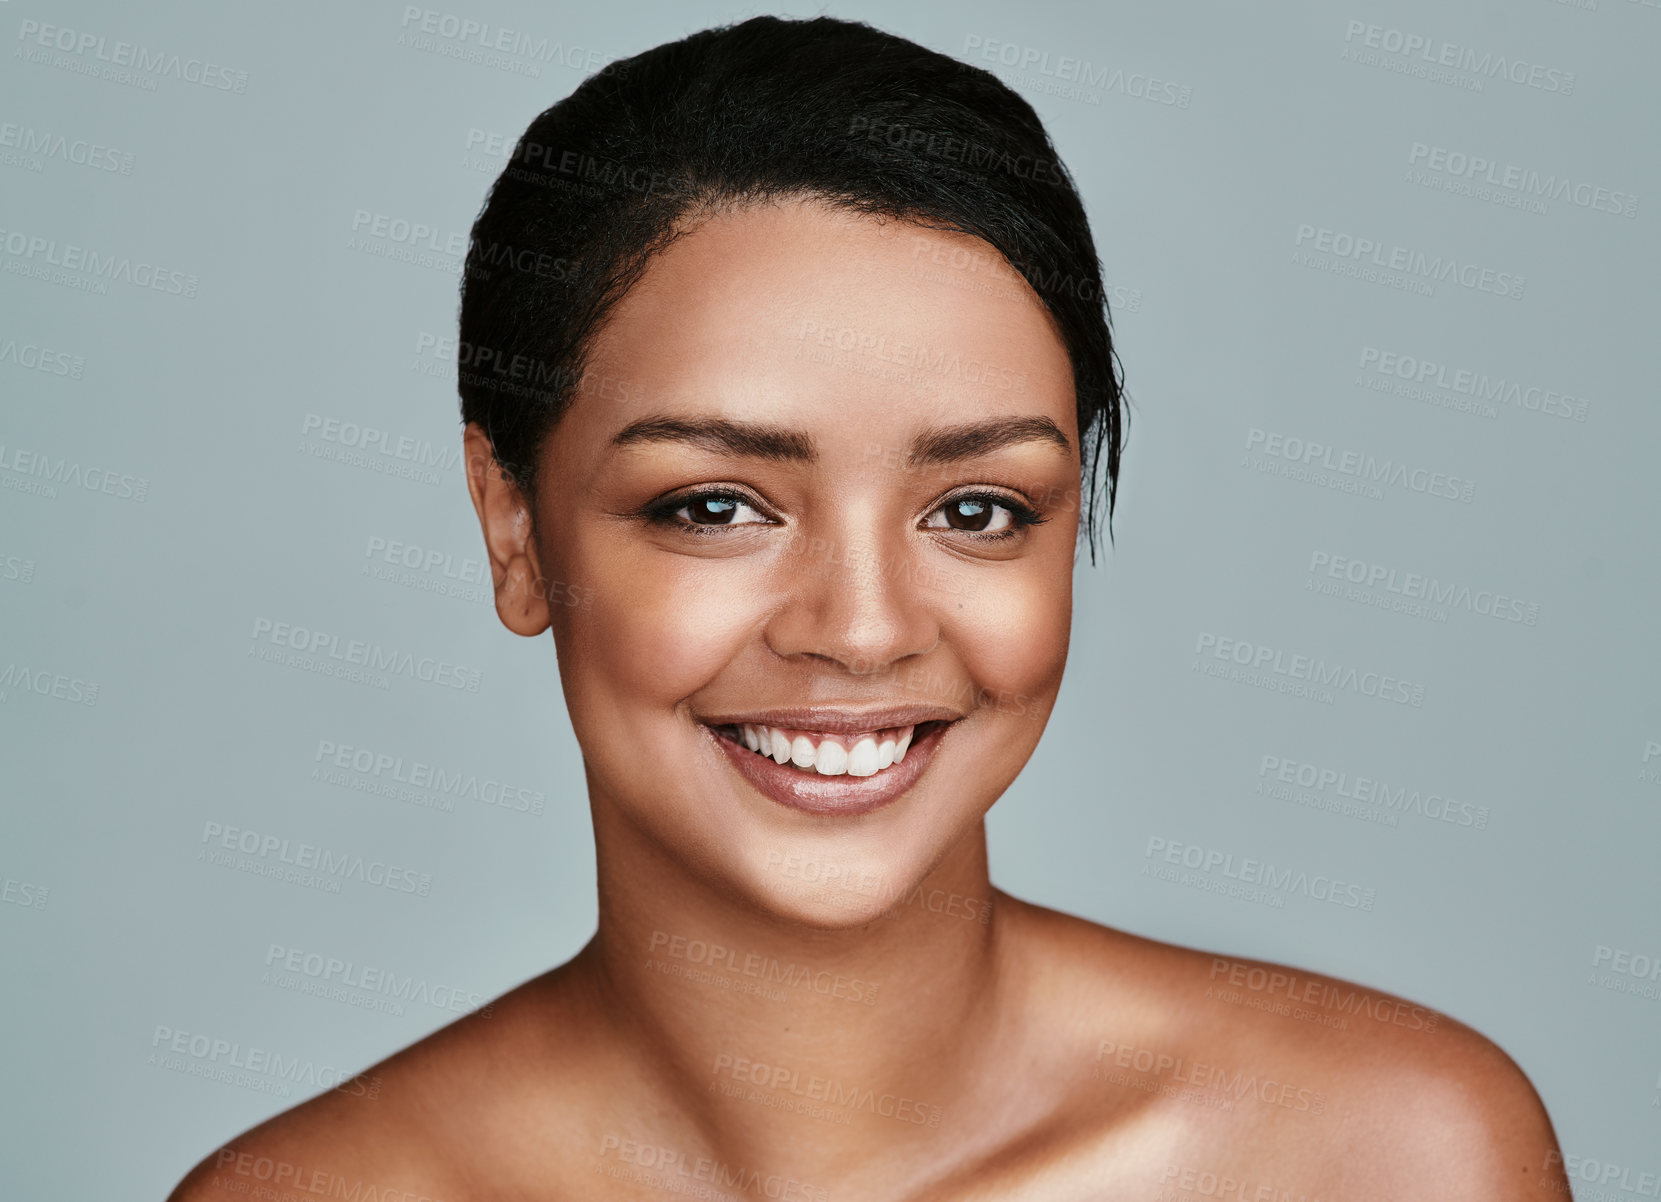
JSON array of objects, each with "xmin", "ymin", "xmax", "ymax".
[
  {"xmin": 998, "ymin": 894, "xmax": 1570, "ymax": 1199},
  {"xmin": 166, "ymin": 969, "xmax": 584, "ymax": 1202}
]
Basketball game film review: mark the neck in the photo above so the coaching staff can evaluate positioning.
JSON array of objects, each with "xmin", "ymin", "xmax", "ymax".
[{"xmin": 575, "ymin": 800, "xmax": 1019, "ymax": 1176}]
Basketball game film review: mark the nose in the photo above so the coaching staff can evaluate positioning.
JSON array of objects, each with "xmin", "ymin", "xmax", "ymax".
[{"xmin": 762, "ymin": 519, "xmax": 942, "ymax": 676}]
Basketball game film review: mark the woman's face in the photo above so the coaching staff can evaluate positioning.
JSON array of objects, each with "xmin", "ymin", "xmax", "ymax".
[{"xmin": 498, "ymin": 197, "xmax": 1080, "ymax": 925}]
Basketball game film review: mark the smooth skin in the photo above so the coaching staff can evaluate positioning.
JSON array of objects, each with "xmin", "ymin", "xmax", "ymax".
[{"xmin": 170, "ymin": 198, "xmax": 1568, "ymax": 1201}]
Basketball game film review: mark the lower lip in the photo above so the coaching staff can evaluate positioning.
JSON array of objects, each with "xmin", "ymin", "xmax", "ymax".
[{"xmin": 704, "ymin": 722, "xmax": 953, "ymax": 817}]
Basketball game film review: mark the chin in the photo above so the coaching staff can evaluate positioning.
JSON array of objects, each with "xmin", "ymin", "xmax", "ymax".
[
  {"xmin": 743, "ymin": 876, "xmax": 909, "ymax": 931},
  {"xmin": 585, "ymin": 694, "xmax": 1028, "ymax": 927},
  {"xmin": 714, "ymin": 775, "xmax": 997, "ymax": 933}
]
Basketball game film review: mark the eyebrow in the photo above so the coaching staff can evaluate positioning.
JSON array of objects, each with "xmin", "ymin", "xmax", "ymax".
[
  {"xmin": 908, "ymin": 416, "xmax": 1072, "ymax": 464},
  {"xmin": 609, "ymin": 414, "xmax": 1072, "ymax": 464},
  {"xmin": 610, "ymin": 416, "xmax": 815, "ymax": 462}
]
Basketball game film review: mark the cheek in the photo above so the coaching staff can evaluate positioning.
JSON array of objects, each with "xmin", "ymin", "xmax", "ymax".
[
  {"xmin": 948, "ymin": 562, "xmax": 1071, "ymax": 706},
  {"xmin": 558, "ymin": 545, "xmax": 770, "ymax": 707}
]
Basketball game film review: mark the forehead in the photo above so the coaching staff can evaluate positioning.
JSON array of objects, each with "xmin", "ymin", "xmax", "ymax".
[{"xmin": 573, "ymin": 197, "xmax": 1077, "ymax": 439}]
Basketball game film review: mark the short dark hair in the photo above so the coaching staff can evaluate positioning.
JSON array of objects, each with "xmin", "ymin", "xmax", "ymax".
[{"xmin": 458, "ymin": 14, "xmax": 1127, "ymax": 558}]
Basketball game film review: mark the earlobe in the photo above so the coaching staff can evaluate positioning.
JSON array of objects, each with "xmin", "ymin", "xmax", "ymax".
[
  {"xmin": 463, "ymin": 423, "xmax": 551, "ymax": 638},
  {"xmin": 494, "ymin": 547, "xmax": 555, "ymax": 638}
]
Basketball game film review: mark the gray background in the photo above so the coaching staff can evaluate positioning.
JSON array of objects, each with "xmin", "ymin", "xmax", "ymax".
[{"xmin": 2, "ymin": 0, "xmax": 1657, "ymax": 1196}]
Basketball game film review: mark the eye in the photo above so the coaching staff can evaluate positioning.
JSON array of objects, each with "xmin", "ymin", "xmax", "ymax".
[
  {"xmin": 921, "ymin": 492, "xmax": 1045, "ymax": 538},
  {"xmin": 649, "ymin": 489, "xmax": 772, "ymax": 529}
]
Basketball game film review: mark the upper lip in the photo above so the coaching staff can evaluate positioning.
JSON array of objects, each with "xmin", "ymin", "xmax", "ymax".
[{"xmin": 697, "ymin": 704, "xmax": 965, "ymax": 736}]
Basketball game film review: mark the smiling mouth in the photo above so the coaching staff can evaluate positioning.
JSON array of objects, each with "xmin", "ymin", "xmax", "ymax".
[
  {"xmin": 701, "ymin": 717, "xmax": 959, "ymax": 816},
  {"xmin": 712, "ymin": 721, "xmax": 937, "ymax": 777}
]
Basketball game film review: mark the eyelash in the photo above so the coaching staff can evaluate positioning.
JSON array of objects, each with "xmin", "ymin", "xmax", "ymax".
[
  {"xmin": 643, "ymin": 488, "xmax": 1049, "ymax": 542},
  {"xmin": 928, "ymin": 491, "xmax": 1048, "ymax": 542}
]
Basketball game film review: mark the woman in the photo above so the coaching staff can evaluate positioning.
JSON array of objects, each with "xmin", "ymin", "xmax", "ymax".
[{"xmin": 172, "ymin": 16, "xmax": 1566, "ymax": 1199}]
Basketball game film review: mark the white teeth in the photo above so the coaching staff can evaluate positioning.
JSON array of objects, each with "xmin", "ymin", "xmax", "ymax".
[
  {"xmin": 814, "ymin": 739, "xmax": 849, "ymax": 775},
  {"xmin": 734, "ymin": 722, "xmax": 923, "ymax": 776},
  {"xmin": 847, "ymin": 737, "xmax": 879, "ymax": 777}
]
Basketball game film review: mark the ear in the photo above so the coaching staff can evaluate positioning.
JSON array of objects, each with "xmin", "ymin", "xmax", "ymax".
[{"xmin": 463, "ymin": 423, "xmax": 551, "ymax": 638}]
